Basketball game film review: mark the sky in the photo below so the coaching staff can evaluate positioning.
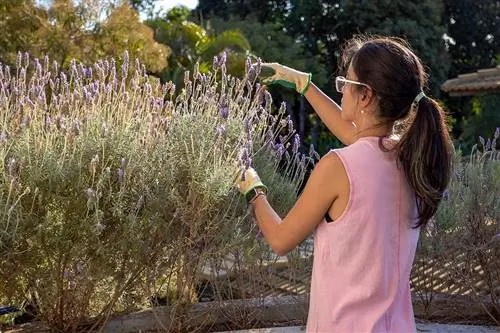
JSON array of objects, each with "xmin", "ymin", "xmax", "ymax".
[{"xmin": 156, "ymin": 0, "xmax": 199, "ymax": 12}]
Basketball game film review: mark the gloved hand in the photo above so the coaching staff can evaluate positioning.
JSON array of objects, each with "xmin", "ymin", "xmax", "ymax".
[
  {"xmin": 261, "ymin": 63, "xmax": 312, "ymax": 95},
  {"xmin": 234, "ymin": 167, "xmax": 268, "ymax": 204}
]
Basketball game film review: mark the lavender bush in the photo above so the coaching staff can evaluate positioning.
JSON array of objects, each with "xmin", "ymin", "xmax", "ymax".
[
  {"xmin": 0, "ymin": 52, "xmax": 315, "ymax": 330},
  {"xmin": 414, "ymin": 130, "xmax": 500, "ymax": 323}
]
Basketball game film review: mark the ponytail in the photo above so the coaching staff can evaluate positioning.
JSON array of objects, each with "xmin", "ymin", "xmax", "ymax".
[{"xmin": 397, "ymin": 96, "xmax": 453, "ymax": 228}]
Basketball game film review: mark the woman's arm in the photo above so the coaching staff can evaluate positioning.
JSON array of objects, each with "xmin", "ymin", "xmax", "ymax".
[
  {"xmin": 260, "ymin": 63, "xmax": 356, "ymax": 146},
  {"xmin": 304, "ymin": 84, "xmax": 357, "ymax": 146},
  {"xmin": 251, "ymin": 151, "xmax": 346, "ymax": 255}
]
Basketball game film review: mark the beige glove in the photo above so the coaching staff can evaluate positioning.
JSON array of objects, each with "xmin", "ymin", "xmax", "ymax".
[
  {"xmin": 261, "ymin": 63, "xmax": 312, "ymax": 95},
  {"xmin": 235, "ymin": 167, "xmax": 268, "ymax": 203}
]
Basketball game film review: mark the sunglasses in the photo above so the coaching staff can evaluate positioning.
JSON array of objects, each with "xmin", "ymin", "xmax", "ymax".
[{"xmin": 335, "ymin": 76, "xmax": 372, "ymax": 94}]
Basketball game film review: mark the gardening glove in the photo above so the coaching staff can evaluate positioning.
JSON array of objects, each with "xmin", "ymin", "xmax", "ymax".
[
  {"xmin": 234, "ymin": 167, "xmax": 268, "ymax": 204},
  {"xmin": 261, "ymin": 63, "xmax": 312, "ymax": 95}
]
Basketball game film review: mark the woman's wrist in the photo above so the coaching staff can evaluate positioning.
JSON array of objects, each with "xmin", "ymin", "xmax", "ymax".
[{"xmin": 248, "ymin": 187, "xmax": 267, "ymax": 205}]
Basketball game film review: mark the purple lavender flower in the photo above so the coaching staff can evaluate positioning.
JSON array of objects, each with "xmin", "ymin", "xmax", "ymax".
[
  {"xmin": 265, "ymin": 129, "xmax": 273, "ymax": 142},
  {"xmin": 76, "ymin": 261, "xmax": 84, "ymax": 274},
  {"xmin": 60, "ymin": 71, "xmax": 67, "ymax": 85},
  {"xmin": 442, "ymin": 189, "xmax": 450, "ymax": 201},
  {"xmin": 247, "ymin": 65, "xmax": 256, "ymax": 81},
  {"xmin": 264, "ymin": 91, "xmax": 272, "ymax": 108},
  {"xmin": 160, "ymin": 118, "xmax": 169, "ymax": 133},
  {"xmin": 118, "ymin": 168, "xmax": 124, "ymax": 183},
  {"xmin": 213, "ymin": 56, "xmax": 219, "ymax": 70},
  {"xmin": 105, "ymin": 84, "xmax": 112, "ymax": 95},
  {"xmin": 220, "ymin": 51, "xmax": 227, "ymax": 66},
  {"xmin": 56, "ymin": 115, "xmax": 62, "ymax": 129},
  {"xmin": 255, "ymin": 57, "xmax": 262, "ymax": 75},
  {"xmin": 94, "ymin": 222, "xmax": 105, "ymax": 233},
  {"xmin": 276, "ymin": 143, "xmax": 285, "ymax": 158},
  {"xmin": 144, "ymin": 82, "xmax": 152, "ymax": 94},
  {"xmin": 34, "ymin": 58, "xmax": 42, "ymax": 76},
  {"xmin": 479, "ymin": 136, "xmax": 485, "ymax": 147},
  {"xmin": 216, "ymin": 124, "xmax": 226, "ymax": 136},
  {"xmin": 44, "ymin": 55, "xmax": 49, "ymax": 72},
  {"xmin": 24, "ymin": 52, "xmax": 29, "ymax": 68},
  {"xmin": 495, "ymin": 127, "xmax": 500, "ymax": 139},
  {"xmin": 86, "ymin": 67, "xmax": 93, "ymax": 79},
  {"xmin": 101, "ymin": 122, "xmax": 108, "ymax": 137},
  {"xmin": 92, "ymin": 81, "xmax": 99, "ymax": 94},
  {"xmin": 309, "ymin": 144, "xmax": 320, "ymax": 160},
  {"xmin": 7, "ymin": 157, "xmax": 16, "ymax": 176},
  {"xmin": 25, "ymin": 97, "xmax": 34, "ymax": 109},
  {"xmin": 70, "ymin": 59, "xmax": 77, "ymax": 76},
  {"xmin": 244, "ymin": 156, "xmax": 252, "ymax": 169},
  {"xmin": 287, "ymin": 115, "xmax": 293, "ymax": 132},
  {"xmin": 21, "ymin": 116, "xmax": 30, "ymax": 128},
  {"xmin": 16, "ymin": 52, "xmax": 22, "ymax": 69},
  {"xmin": 219, "ymin": 106, "xmax": 229, "ymax": 120},
  {"xmin": 244, "ymin": 118, "xmax": 251, "ymax": 134},
  {"xmin": 136, "ymin": 195, "xmax": 145, "ymax": 210},
  {"xmin": 73, "ymin": 120, "xmax": 81, "ymax": 136},
  {"xmin": 63, "ymin": 269, "xmax": 73, "ymax": 280},
  {"xmin": 255, "ymin": 228, "xmax": 263, "ymax": 240},
  {"xmin": 45, "ymin": 114, "xmax": 52, "ymax": 130},
  {"xmin": 122, "ymin": 51, "xmax": 129, "ymax": 77},
  {"xmin": 245, "ymin": 57, "xmax": 251, "ymax": 73},
  {"xmin": 19, "ymin": 68, "xmax": 26, "ymax": 81},
  {"xmin": 85, "ymin": 188, "xmax": 96, "ymax": 199},
  {"xmin": 241, "ymin": 148, "xmax": 249, "ymax": 164},
  {"xmin": 252, "ymin": 115, "xmax": 260, "ymax": 125},
  {"xmin": 292, "ymin": 134, "xmax": 300, "ymax": 154},
  {"xmin": 0, "ymin": 132, "xmax": 7, "ymax": 143},
  {"xmin": 4, "ymin": 65, "xmax": 10, "ymax": 80}
]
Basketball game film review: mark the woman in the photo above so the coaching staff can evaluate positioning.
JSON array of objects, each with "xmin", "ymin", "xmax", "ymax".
[{"xmin": 236, "ymin": 36, "xmax": 453, "ymax": 332}]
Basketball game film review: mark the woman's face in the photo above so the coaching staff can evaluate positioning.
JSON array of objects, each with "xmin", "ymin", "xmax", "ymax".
[{"xmin": 340, "ymin": 64, "xmax": 363, "ymax": 123}]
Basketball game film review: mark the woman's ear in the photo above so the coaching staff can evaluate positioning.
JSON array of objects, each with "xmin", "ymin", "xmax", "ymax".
[
  {"xmin": 359, "ymin": 87, "xmax": 372, "ymax": 103},
  {"xmin": 360, "ymin": 88, "xmax": 378, "ymax": 114}
]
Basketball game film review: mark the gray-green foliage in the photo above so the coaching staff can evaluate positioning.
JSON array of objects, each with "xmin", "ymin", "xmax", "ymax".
[
  {"xmin": 417, "ymin": 130, "xmax": 500, "ymax": 322},
  {"xmin": 0, "ymin": 52, "xmax": 313, "ymax": 329}
]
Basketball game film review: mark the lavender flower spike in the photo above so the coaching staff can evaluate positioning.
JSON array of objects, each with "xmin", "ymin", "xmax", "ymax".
[
  {"xmin": 118, "ymin": 168, "xmax": 125, "ymax": 183},
  {"xmin": 292, "ymin": 134, "xmax": 300, "ymax": 154},
  {"xmin": 219, "ymin": 106, "xmax": 229, "ymax": 120}
]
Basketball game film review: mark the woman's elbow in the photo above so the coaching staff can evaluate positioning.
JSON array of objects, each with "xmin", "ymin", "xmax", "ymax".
[{"xmin": 270, "ymin": 242, "xmax": 293, "ymax": 257}]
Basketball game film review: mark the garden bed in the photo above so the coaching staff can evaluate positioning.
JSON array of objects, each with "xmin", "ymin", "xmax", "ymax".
[{"xmin": 4, "ymin": 293, "xmax": 497, "ymax": 333}]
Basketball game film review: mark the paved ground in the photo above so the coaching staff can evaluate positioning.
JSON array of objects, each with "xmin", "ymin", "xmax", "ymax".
[{"xmin": 216, "ymin": 322, "xmax": 499, "ymax": 333}]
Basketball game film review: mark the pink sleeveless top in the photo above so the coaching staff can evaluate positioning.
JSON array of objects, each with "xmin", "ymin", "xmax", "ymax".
[{"xmin": 307, "ymin": 137, "xmax": 420, "ymax": 333}]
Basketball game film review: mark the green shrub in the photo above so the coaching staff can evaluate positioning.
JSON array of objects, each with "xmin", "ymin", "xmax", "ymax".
[{"xmin": 0, "ymin": 52, "xmax": 314, "ymax": 330}]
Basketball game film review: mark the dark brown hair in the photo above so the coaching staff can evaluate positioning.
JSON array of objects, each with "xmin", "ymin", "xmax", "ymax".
[{"xmin": 340, "ymin": 36, "xmax": 453, "ymax": 228}]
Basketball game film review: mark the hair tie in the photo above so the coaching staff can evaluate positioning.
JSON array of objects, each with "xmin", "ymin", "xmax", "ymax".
[{"xmin": 413, "ymin": 90, "xmax": 426, "ymax": 106}]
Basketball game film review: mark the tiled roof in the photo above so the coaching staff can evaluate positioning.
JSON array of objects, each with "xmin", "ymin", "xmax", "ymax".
[{"xmin": 441, "ymin": 65, "xmax": 500, "ymax": 96}]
